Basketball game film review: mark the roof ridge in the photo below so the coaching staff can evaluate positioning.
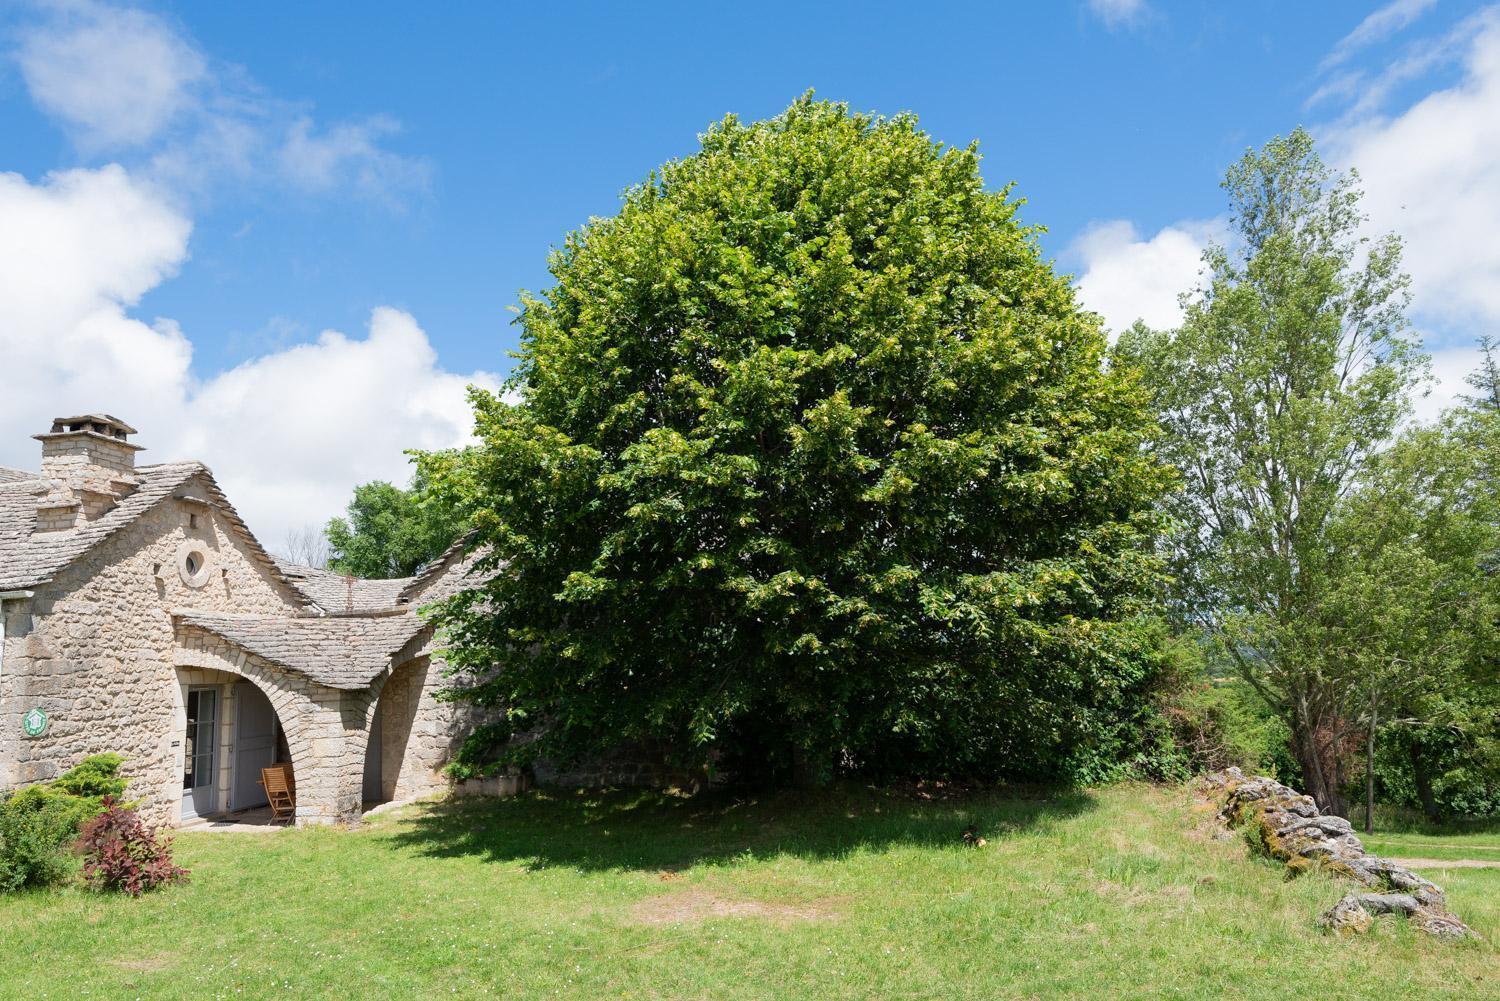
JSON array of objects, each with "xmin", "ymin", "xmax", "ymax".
[
  {"xmin": 0, "ymin": 462, "xmax": 315, "ymax": 604},
  {"xmin": 397, "ymin": 530, "xmax": 477, "ymax": 603},
  {"xmin": 135, "ymin": 460, "xmax": 207, "ymax": 472}
]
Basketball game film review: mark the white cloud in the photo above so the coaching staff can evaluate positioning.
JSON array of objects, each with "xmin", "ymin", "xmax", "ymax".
[
  {"xmin": 0, "ymin": 166, "xmax": 194, "ymax": 442},
  {"xmin": 1069, "ymin": 219, "xmax": 1221, "ymax": 336},
  {"xmin": 1322, "ymin": 10, "xmax": 1500, "ymax": 333},
  {"xmin": 1071, "ymin": 6, "xmax": 1500, "ymax": 413},
  {"xmin": 1086, "ymin": 0, "xmax": 1150, "ymax": 30},
  {"xmin": 278, "ymin": 116, "xmax": 432, "ymax": 202},
  {"xmin": 1411, "ymin": 341, "xmax": 1487, "ymax": 425},
  {"xmin": 16, "ymin": 1, "xmax": 205, "ymax": 150},
  {"xmin": 13, "ymin": 0, "xmax": 430, "ymax": 205},
  {"xmin": 0, "ymin": 166, "xmax": 497, "ymax": 547},
  {"xmin": 1322, "ymin": 0, "xmax": 1437, "ymax": 70}
]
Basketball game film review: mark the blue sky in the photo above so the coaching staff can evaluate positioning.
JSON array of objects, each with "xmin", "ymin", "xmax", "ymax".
[{"xmin": 2, "ymin": 0, "xmax": 1498, "ymax": 546}]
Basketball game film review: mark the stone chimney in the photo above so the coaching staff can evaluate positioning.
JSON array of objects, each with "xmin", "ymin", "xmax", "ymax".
[{"xmin": 32, "ymin": 414, "xmax": 143, "ymax": 531}]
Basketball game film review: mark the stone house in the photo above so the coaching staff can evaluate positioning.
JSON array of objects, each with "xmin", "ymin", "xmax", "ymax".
[{"xmin": 0, "ymin": 415, "xmax": 482, "ymax": 826}]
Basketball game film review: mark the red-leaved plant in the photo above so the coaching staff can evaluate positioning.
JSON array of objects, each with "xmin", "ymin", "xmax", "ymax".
[{"xmin": 75, "ymin": 796, "xmax": 188, "ymax": 896}]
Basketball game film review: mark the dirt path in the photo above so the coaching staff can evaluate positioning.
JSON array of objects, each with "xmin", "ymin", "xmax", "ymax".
[{"xmin": 1387, "ymin": 857, "xmax": 1500, "ymax": 869}]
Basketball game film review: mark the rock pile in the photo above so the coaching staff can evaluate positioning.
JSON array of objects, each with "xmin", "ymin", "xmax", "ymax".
[{"xmin": 1201, "ymin": 767, "xmax": 1475, "ymax": 940}]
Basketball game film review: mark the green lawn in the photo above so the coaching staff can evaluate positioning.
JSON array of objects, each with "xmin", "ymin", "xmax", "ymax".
[
  {"xmin": 1362, "ymin": 831, "xmax": 1500, "ymax": 865},
  {"xmin": 1, "ymin": 783, "xmax": 1496, "ymax": 1000}
]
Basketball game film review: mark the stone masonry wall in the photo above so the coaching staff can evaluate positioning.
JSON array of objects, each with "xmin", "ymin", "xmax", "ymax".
[
  {"xmin": 0, "ymin": 478, "xmax": 302, "ymax": 826},
  {"xmin": 374, "ymin": 653, "xmax": 476, "ymax": 803},
  {"xmin": 1203, "ymin": 768, "xmax": 1474, "ymax": 940}
]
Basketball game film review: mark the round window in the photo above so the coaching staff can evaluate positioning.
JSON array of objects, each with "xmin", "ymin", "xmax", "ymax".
[{"xmin": 175, "ymin": 541, "xmax": 212, "ymax": 588}]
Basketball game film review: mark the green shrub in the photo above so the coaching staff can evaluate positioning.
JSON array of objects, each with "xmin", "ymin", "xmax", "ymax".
[
  {"xmin": 52, "ymin": 753, "xmax": 129, "ymax": 800},
  {"xmin": 0, "ymin": 792, "xmax": 83, "ymax": 892},
  {"xmin": 0, "ymin": 753, "xmax": 131, "ymax": 893},
  {"xmin": 1163, "ymin": 678, "xmax": 1297, "ymax": 780},
  {"xmin": 1366, "ymin": 729, "xmax": 1500, "ymax": 822}
]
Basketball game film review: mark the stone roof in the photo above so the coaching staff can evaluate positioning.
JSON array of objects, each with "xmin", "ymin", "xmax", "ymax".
[
  {"xmin": 0, "ymin": 462, "xmax": 306, "ymax": 600},
  {"xmin": 0, "ymin": 467, "xmax": 37, "ymax": 484},
  {"xmin": 273, "ymin": 559, "xmax": 413, "ymax": 613},
  {"xmin": 397, "ymin": 534, "xmax": 486, "ymax": 607},
  {"xmin": 175, "ymin": 610, "xmax": 428, "ymax": 690},
  {"xmin": 44, "ymin": 413, "xmax": 138, "ymax": 436},
  {"xmin": 2, "ymin": 462, "xmax": 194, "ymax": 592}
]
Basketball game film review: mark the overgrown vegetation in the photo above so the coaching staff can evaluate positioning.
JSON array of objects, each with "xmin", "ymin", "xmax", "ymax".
[
  {"xmin": 1118, "ymin": 131, "xmax": 1500, "ymax": 825},
  {"xmin": 298, "ymin": 106, "xmax": 1500, "ymax": 828},
  {"xmin": 1, "ymin": 755, "xmax": 183, "ymax": 897}
]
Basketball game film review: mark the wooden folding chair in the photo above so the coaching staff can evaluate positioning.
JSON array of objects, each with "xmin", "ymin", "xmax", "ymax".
[{"xmin": 260, "ymin": 764, "xmax": 296, "ymax": 824}]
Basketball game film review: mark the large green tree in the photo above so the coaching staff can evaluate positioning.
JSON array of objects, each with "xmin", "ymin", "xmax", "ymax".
[
  {"xmin": 425, "ymin": 97, "xmax": 1170, "ymax": 783},
  {"xmin": 1117, "ymin": 129, "xmax": 1425, "ymax": 815},
  {"xmin": 1369, "ymin": 345, "xmax": 1500, "ymax": 820},
  {"xmin": 325, "ymin": 472, "xmax": 466, "ymax": 579}
]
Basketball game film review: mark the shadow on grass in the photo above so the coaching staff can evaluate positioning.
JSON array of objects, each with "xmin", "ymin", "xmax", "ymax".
[
  {"xmin": 1362, "ymin": 803, "xmax": 1500, "ymax": 838},
  {"xmin": 380, "ymin": 782, "xmax": 1097, "ymax": 872}
]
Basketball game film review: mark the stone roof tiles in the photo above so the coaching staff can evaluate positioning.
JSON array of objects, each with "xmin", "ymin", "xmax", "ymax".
[
  {"xmin": 273, "ymin": 559, "xmax": 413, "ymax": 613},
  {"xmin": 175, "ymin": 610, "xmax": 429, "ymax": 690},
  {"xmin": 0, "ymin": 467, "xmax": 36, "ymax": 484},
  {"xmin": 397, "ymin": 534, "xmax": 487, "ymax": 607},
  {"xmin": 0, "ymin": 462, "xmax": 204, "ymax": 592},
  {"xmin": 0, "ymin": 462, "xmax": 307, "ymax": 602}
]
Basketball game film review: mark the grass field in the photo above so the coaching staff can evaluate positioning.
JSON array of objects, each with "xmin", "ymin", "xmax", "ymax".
[
  {"xmin": 1, "ymin": 783, "xmax": 1496, "ymax": 1000},
  {"xmin": 1354, "ymin": 808, "xmax": 1500, "ymax": 867}
]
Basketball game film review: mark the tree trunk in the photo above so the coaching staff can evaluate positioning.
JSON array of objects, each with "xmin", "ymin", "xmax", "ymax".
[
  {"xmin": 1410, "ymin": 743, "xmax": 1440, "ymax": 822},
  {"xmin": 1365, "ymin": 698, "xmax": 1376, "ymax": 836},
  {"xmin": 1291, "ymin": 700, "xmax": 1349, "ymax": 818}
]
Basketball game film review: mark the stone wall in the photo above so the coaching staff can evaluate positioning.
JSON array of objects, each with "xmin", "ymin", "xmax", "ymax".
[
  {"xmin": 0, "ymin": 477, "xmax": 302, "ymax": 825},
  {"xmin": 1202, "ymin": 768, "xmax": 1474, "ymax": 940},
  {"xmin": 532, "ymin": 740, "xmax": 702, "ymax": 791},
  {"xmin": 373, "ymin": 654, "xmax": 472, "ymax": 802}
]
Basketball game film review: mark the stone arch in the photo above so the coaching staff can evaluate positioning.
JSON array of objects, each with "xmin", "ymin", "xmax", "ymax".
[
  {"xmin": 174, "ymin": 644, "xmax": 310, "ymax": 768},
  {"xmin": 362, "ymin": 654, "xmax": 428, "ymax": 805},
  {"xmin": 171, "ymin": 631, "xmax": 348, "ymax": 823},
  {"xmin": 171, "ymin": 656, "xmax": 303, "ymax": 824}
]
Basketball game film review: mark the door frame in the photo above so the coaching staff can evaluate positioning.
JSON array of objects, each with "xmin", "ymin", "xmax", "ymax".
[{"xmin": 182, "ymin": 686, "xmax": 220, "ymax": 819}]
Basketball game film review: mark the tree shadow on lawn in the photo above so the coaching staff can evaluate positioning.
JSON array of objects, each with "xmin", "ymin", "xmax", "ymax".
[{"xmin": 381, "ymin": 782, "xmax": 1097, "ymax": 873}]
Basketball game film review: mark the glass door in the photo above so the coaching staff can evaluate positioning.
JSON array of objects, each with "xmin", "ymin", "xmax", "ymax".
[{"xmin": 182, "ymin": 688, "xmax": 218, "ymax": 818}]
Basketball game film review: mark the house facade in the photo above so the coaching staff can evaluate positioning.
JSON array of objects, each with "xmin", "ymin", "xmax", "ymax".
[{"xmin": 0, "ymin": 414, "xmax": 481, "ymax": 826}]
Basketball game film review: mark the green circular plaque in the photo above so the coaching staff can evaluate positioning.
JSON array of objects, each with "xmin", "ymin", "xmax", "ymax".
[{"xmin": 21, "ymin": 708, "xmax": 47, "ymax": 737}]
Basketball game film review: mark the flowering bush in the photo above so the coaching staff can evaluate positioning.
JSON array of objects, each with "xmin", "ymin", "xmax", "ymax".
[{"xmin": 76, "ymin": 797, "xmax": 188, "ymax": 896}]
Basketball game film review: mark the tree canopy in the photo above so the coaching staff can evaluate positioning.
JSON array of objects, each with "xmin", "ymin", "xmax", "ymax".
[
  {"xmin": 1116, "ymin": 128, "xmax": 1468, "ymax": 815},
  {"xmin": 423, "ymin": 96, "xmax": 1171, "ymax": 783},
  {"xmin": 325, "ymin": 472, "xmax": 466, "ymax": 579}
]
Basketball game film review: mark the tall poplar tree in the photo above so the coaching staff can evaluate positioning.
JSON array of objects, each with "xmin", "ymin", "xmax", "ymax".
[{"xmin": 1117, "ymin": 129, "xmax": 1424, "ymax": 815}]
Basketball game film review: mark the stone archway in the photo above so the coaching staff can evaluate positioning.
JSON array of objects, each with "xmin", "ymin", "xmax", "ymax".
[
  {"xmin": 172, "ymin": 661, "xmax": 301, "ymax": 825},
  {"xmin": 173, "ymin": 631, "xmax": 353, "ymax": 824},
  {"xmin": 362, "ymin": 655, "xmax": 428, "ymax": 806}
]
